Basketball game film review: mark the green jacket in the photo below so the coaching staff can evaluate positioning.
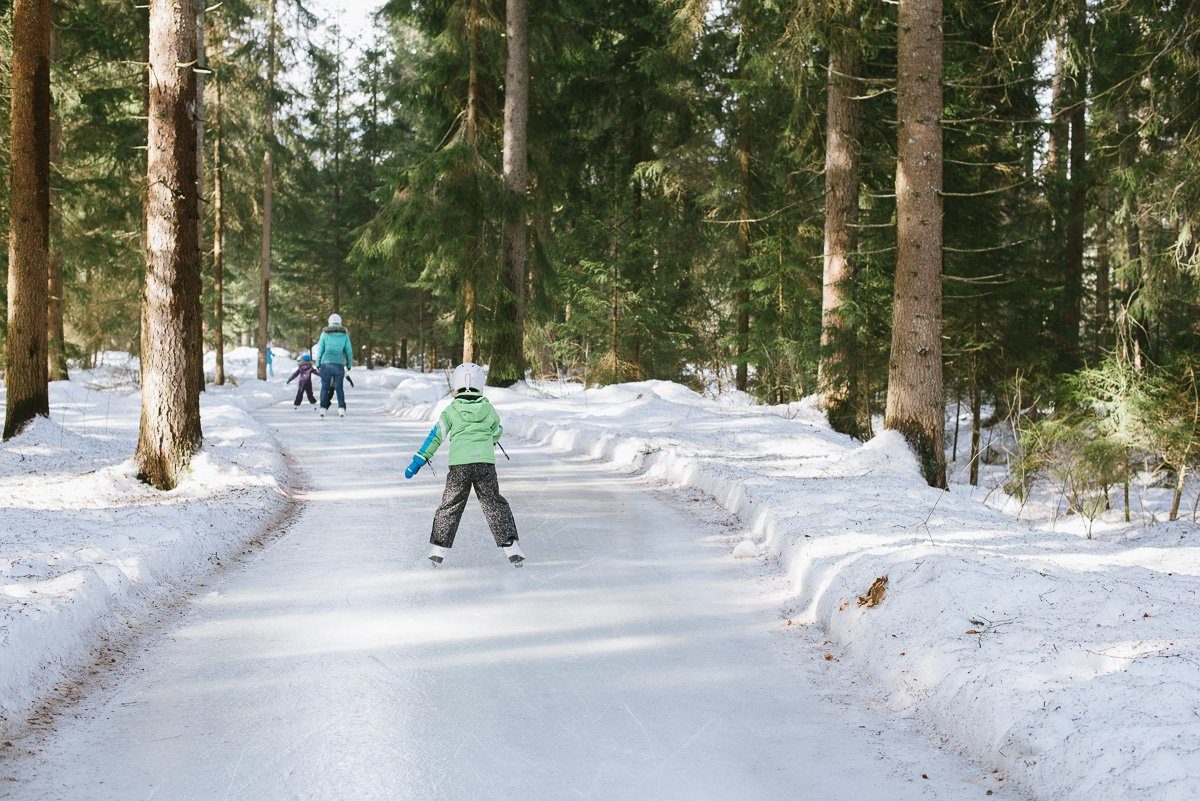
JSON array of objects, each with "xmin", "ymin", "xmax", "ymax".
[
  {"xmin": 417, "ymin": 393, "xmax": 504, "ymax": 466},
  {"xmin": 316, "ymin": 325, "xmax": 353, "ymax": 368}
]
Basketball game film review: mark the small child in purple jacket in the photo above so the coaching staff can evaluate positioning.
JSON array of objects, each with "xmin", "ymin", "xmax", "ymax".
[{"xmin": 287, "ymin": 354, "xmax": 318, "ymax": 409}]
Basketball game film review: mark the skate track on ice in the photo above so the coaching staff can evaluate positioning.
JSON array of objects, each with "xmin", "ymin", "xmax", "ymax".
[{"xmin": 1, "ymin": 387, "xmax": 1019, "ymax": 800}]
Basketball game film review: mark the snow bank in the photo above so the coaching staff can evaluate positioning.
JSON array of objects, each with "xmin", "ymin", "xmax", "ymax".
[
  {"xmin": 0, "ymin": 368, "xmax": 290, "ymax": 734},
  {"xmin": 385, "ymin": 370, "xmax": 1200, "ymax": 801}
]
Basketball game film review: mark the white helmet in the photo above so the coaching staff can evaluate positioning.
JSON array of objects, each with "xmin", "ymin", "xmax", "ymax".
[
  {"xmin": 451, "ymin": 363, "xmax": 485, "ymax": 395},
  {"xmin": 328, "ymin": 313, "xmax": 343, "ymax": 327}
]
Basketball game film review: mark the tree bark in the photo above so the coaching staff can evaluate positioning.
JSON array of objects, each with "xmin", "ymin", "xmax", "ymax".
[
  {"xmin": 734, "ymin": 74, "xmax": 751, "ymax": 394},
  {"xmin": 489, "ymin": 0, "xmax": 531, "ymax": 387},
  {"xmin": 135, "ymin": 0, "xmax": 203, "ymax": 489},
  {"xmin": 462, "ymin": 277, "xmax": 477, "ymax": 363},
  {"xmin": 332, "ymin": 28, "xmax": 344, "ymax": 312},
  {"xmin": 212, "ymin": 71, "xmax": 226, "ymax": 386},
  {"xmin": 193, "ymin": 2, "xmax": 206, "ymax": 391},
  {"xmin": 884, "ymin": 0, "xmax": 946, "ymax": 488},
  {"xmin": 46, "ymin": 26, "xmax": 68, "ymax": 382},
  {"xmin": 1046, "ymin": 26, "xmax": 1068, "ymax": 174},
  {"xmin": 4, "ymin": 0, "xmax": 52, "ymax": 439},
  {"xmin": 1060, "ymin": 0, "xmax": 1087, "ymax": 372},
  {"xmin": 819, "ymin": 5, "xmax": 871, "ymax": 440},
  {"xmin": 257, "ymin": 0, "xmax": 275, "ymax": 381}
]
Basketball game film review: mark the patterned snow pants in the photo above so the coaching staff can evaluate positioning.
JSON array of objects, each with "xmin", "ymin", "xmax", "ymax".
[{"xmin": 430, "ymin": 463, "xmax": 519, "ymax": 548}]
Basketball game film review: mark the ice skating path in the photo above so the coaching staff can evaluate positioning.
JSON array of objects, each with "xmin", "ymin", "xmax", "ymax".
[{"xmin": 2, "ymin": 387, "xmax": 1017, "ymax": 801}]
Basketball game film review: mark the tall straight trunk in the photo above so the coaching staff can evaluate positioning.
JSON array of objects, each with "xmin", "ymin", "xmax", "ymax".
[
  {"xmin": 212, "ymin": 73, "xmax": 226, "ymax": 385},
  {"xmin": 489, "ymin": 0, "xmax": 531, "ymax": 387},
  {"xmin": 734, "ymin": 88, "xmax": 751, "ymax": 394},
  {"xmin": 969, "ymin": 302, "xmax": 982, "ymax": 486},
  {"xmin": 46, "ymin": 27, "xmax": 67, "ymax": 382},
  {"xmin": 1060, "ymin": 0, "xmax": 1087, "ymax": 371},
  {"xmin": 1095, "ymin": 212, "xmax": 1110, "ymax": 351},
  {"xmin": 1046, "ymin": 26, "xmax": 1068, "ymax": 174},
  {"xmin": 462, "ymin": 277, "xmax": 477, "ymax": 363},
  {"xmin": 885, "ymin": 0, "xmax": 946, "ymax": 489},
  {"xmin": 332, "ymin": 29, "xmax": 343, "ymax": 311},
  {"xmin": 4, "ymin": 0, "xmax": 52, "ymax": 439},
  {"xmin": 193, "ymin": 3, "xmax": 206, "ymax": 391},
  {"xmin": 819, "ymin": 6, "xmax": 870, "ymax": 440},
  {"xmin": 458, "ymin": 0, "xmax": 480, "ymax": 366},
  {"xmin": 257, "ymin": 0, "xmax": 275, "ymax": 381},
  {"xmin": 136, "ymin": 0, "xmax": 202, "ymax": 488},
  {"xmin": 400, "ymin": 337, "xmax": 408, "ymax": 367}
]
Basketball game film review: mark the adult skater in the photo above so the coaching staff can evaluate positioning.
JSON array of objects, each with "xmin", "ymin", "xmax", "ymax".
[
  {"xmin": 286, "ymin": 353, "xmax": 318, "ymax": 409},
  {"xmin": 315, "ymin": 314, "xmax": 353, "ymax": 418},
  {"xmin": 404, "ymin": 362, "xmax": 524, "ymax": 567}
]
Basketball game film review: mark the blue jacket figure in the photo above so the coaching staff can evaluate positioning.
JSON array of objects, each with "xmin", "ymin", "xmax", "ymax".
[
  {"xmin": 265, "ymin": 345, "xmax": 275, "ymax": 377},
  {"xmin": 287, "ymin": 354, "xmax": 318, "ymax": 408},
  {"xmin": 315, "ymin": 314, "xmax": 353, "ymax": 418}
]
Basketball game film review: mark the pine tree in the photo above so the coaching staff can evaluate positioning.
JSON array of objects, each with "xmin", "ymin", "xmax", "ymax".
[
  {"xmin": 819, "ymin": 0, "xmax": 871, "ymax": 440},
  {"xmin": 885, "ymin": 0, "xmax": 946, "ymax": 488},
  {"xmin": 136, "ymin": 0, "xmax": 203, "ymax": 488},
  {"xmin": 257, "ymin": 0, "xmax": 276, "ymax": 380},
  {"xmin": 488, "ymin": 0, "xmax": 530, "ymax": 387},
  {"xmin": 4, "ymin": 0, "xmax": 52, "ymax": 440}
]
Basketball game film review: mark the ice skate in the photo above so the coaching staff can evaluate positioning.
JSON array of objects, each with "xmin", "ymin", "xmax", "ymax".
[
  {"xmin": 503, "ymin": 541, "xmax": 525, "ymax": 567},
  {"xmin": 428, "ymin": 545, "xmax": 450, "ymax": 567}
]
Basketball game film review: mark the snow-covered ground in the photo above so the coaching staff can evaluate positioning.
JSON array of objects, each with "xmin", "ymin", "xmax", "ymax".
[
  {"xmin": 1, "ymin": 385, "xmax": 1007, "ymax": 800},
  {"xmin": 0, "ymin": 349, "xmax": 407, "ymax": 735},
  {"xmin": 0, "ymin": 357, "xmax": 291, "ymax": 733},
  {"xmin": 386, "ymin": 371, "xmax": 1200, "ymax": 801}
]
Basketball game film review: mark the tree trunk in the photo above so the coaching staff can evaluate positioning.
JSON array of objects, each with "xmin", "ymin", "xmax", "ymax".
[
  {"xmin": 969, "ymin": 352, "xmax": 981, "ymax": 486},
  {"xmin": 734, "ymin": 79, "xmax": 751, "ymax": 394},
  {"xmin": 193, "ymin": 2, "xmax": 206, "ymax": 391},
  {"xmin": 884, "ymin": 0, "xmax": 946, "ymax": 489},
  {"xmin": 1170, "ymin": 465, "xmax": 1186, "ymax": 522},
  {"xmin": 1095, "ymin": 212, "xmax": 1110, "ymax": 352},
  {"xmin": 4, "ymin": 0, "xmax": 52, "ymax": 439},
  {"xmin": 489, "ymin": 0, "xmax": 531, "ymax": 387},
  {"xmin": 257, "ymin": 0, "xmax": 275, "ymax": 381},
  {"xmin": 1046, "ymin": 26, "xmax": 1068, "ymax": 174},
  {"xmin": 819, "ymin": 6, "xmax": 871, "ymax": 440},
  {"xmin": 1060, "ymin": 0, "xmax": 1087, "ymax": 372},
  {"xmin": 401, "ymin": 336, "xmax": 408, "ymax": 367},
  {"xmin": 462, "ymin": 277, "xmax": 477, "ymax": 363},
  {"xmin": 135, "ymin": 0, "xmax": 203, "ymax": 489},
  {"xmin": 332, "ymin": 29, "xmax": 344, "ymax": 312},
  {"xmin": 46, "ymin": 27, "xmax": 68, "ymax": 382},
  {"xmin": 212, "ymin": 72, "xmax": 226, "ymax": 386}
]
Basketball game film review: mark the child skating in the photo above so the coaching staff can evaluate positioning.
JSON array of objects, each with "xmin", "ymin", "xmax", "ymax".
[
  {"xmin": 404, "ymin": 363, "xmax": 524, "ymax": 567},
  {"xmin": 286, "ymin": 353, "xmax": 318, "ymax": 409}
]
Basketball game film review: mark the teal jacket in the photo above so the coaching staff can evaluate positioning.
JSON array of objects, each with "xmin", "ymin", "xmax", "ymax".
[
  {"xmin": 417, "ymin": 393, "xmax": 504, "ymax": 466},
  {"xmin": 316, "ymin": 325, "xmax": 353, "ymax": 368}
]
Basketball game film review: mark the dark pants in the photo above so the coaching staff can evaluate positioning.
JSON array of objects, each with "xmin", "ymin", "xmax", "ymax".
[
  {"xmin": 294, "ymin": 377, "xmax": 315, "ymax": 405},
  {"xmin": 430, "ymin": 463, "xmax": 519, "ymax": 548},
  {"xmin": 320, "ymin": 363, "xmax": 346, "ymax": 409}
]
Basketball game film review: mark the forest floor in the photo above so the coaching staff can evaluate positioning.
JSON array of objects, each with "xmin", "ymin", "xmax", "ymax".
[{"xmin": 0, "ymin": 380, "xmax": 1007, "ymax": 800}]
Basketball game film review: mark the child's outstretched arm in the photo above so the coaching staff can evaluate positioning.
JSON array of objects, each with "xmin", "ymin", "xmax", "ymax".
[
  {"xmin": 286, "ymin": 368, "xmax": 301, "ymax": 384},
  {"xmin": 490, "ymin": 408, "xmax": 504, "ymax": 445},
  {"xmin": 405, "ymin": 414, "xmax": 449, "ymax": 479}
]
